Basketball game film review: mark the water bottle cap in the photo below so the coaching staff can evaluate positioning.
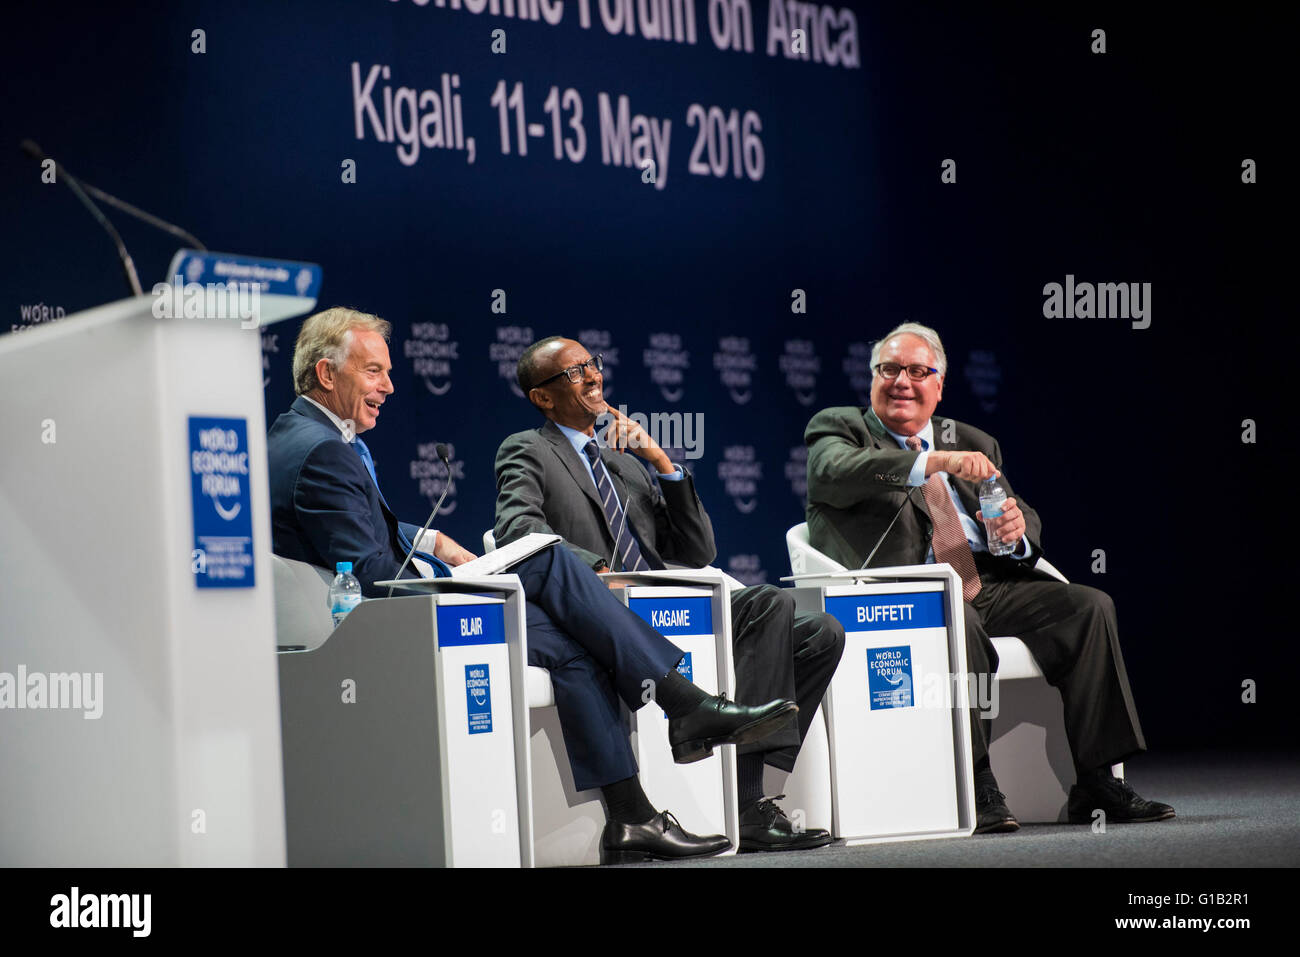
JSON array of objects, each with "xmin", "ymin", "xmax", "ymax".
[{"xmin": 336, "ymin": 561, "xmax": 353, "ymax": 573}]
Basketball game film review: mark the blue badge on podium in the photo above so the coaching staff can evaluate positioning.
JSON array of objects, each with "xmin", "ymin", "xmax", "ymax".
[
  {"xmin": 465, "ymin": 664, "xmax": 493, "ymax": 734},
  {"xmin": 867, "ymin": 645, "xmax": 913, "ymax": 710},
  {"xmin": 188, "ymin": 416, "xmax": 255, "ymax": 588}
]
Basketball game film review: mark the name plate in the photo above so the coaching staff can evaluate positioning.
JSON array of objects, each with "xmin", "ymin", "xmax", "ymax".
[
  {"xmin": 437, "ymin": 603, "xmax": 506, "ymax": 647},
  {"xmin": 628, "ymin": 595, "xmax": 713, "ymax": 636},
  {"xmin": 824, "ymin": 591, "xmax": 945, "ymax": 631}
]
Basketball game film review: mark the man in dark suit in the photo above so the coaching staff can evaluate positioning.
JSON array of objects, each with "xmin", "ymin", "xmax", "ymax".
[
  {"xmin": 495, "ymin": 336, "xmax": 845, "ymax": 853},
  {"xmin": 268, "ymin": 308, "xmax": 797, "ymax": 864},
  {"xmin": 804, "ymin": 321, "xmax": 1173, "ymax": 832}
]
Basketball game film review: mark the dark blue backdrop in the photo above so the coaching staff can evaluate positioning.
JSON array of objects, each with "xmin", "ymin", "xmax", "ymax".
[{"xmin": 4, "ymin": 2, "xmax": 1290, "ymax": 750}]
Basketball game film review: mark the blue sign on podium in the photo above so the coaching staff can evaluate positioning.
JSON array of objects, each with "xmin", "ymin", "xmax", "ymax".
[
  {"xmin": 465, "ymin": 664, "xmax": 493, "ymax": 735},
  {"xmin": 188, "ymin": 416, "xmax": 255, "ymax": 589},
  {"xmin": 867, "ymin": 645, "xmax": 914, "ymax": 710}
]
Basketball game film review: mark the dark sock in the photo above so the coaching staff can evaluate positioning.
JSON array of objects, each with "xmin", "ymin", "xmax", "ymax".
[
  {"xmin": 654, "ymin": 667, "xmax": 709, "ymax": 719},
  {"xmin": 738, "ymin": 753, "xmax": 765, "ymax": 812},
  {"xmin": 974, "ymin": 755, "xmax": 998, "ymax": 791},
  {"xmin": 600, "ymin": 776, "xmax": 657, "ymax": 825},
  {"xmin": 1078, "ymin": 764, "xmax": 1115, "ymax": 785}
]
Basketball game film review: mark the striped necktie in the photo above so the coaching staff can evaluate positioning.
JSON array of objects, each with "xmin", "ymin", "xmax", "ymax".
[
  {"xmin": 906, "ymin": 435, "xmax": 981, "ymax": 602},
  {"xmin": 583, "ymin": 440, "xmax": 650, "ymax": 573}
]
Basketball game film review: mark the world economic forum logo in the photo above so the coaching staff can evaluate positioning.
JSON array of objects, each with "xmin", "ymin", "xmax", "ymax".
[
  {"xmin": 405, "ymin": 321, "xmax": 458, "ymax": 396},
  {"xmin": 409, "ymin": 441, "xmax": 463, "ymax": 516},
  {"xmin": 491, "ymin": 325, "xmax": 534, "ymax": 398},
  {"xmin": 714, "ymin": 336, "xmax": 755, "ymax": 405},
  {"xmin": 718, "ymin": 445, "xmax": 761, "ymax": 514},
  {"xmin": 644, "ymin": 332, "xmax": 689, "ymax": 402},
  {"xmin": 780, "ymin": 338, "xmax": 820, "ymax": 406}
]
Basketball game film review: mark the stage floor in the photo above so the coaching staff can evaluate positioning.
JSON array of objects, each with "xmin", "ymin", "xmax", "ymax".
[{"xmin": 626, "ymin": 750, "xmax": 1300, "ymax": 868}]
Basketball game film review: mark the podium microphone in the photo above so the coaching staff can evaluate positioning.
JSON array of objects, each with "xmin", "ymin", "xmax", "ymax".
[
  {"xmin": 387, "ymin": 443, "xmax": 454, "ymax": 598},
  {"xmin": 21, "ymin": 139, "xmax": 142, "ymax": 296},
  {"xmin": 860, "ymin": 486, "xmax": 918, "ymax": 570},
  {"xmin": 20, "ymin": 140, "xmax": 207, "ymax": 252}
]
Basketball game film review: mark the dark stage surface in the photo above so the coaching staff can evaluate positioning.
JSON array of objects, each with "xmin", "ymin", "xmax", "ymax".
[{"xmin": 625, "ymin": 750, "xmax": 1300, "ymax": 868}]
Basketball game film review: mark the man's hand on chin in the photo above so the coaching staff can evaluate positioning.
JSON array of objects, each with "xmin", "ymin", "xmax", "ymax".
[
  {"xmin": 433, "ymin": 533, "xmax": 477, "ymax": 566},
  {"xmin": 602, "ymin": 404, "xmax": 675, "ymax": 474}
]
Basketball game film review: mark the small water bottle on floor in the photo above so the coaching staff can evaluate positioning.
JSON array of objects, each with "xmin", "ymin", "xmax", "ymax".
[
  {"xmin": 978, "ymin": 477, "xmax": 1016, "ymax": 556},
  {"xmin": 329, "ymin": 561, "xmax": 363, "ymax": 627}
]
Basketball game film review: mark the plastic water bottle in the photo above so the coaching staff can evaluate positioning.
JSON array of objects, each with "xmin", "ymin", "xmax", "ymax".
[
  {"xmin": 329, "ymin": 561, "xmax": 363, "ymax": 627},
  {"xmin": 978, "ymin": 477, "xmax": 1016, "ymax": 556}
]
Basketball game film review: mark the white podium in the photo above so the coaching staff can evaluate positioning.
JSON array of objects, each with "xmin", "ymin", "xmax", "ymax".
[
  {"xmin": 611, "ymin": 570, "xmax": 740, "ymax": 854},
  {"xmin": 0, "ymin": 291, "xmax": 304, "ymax": 865},
  {"xmin": 279, "ymin": 576, "xmax": 533, "ymax": 867},
  {"xmin": 789, "ymin": 565, "xmax": 978, "ymax": 844},
  {"xmin": 522, "ymin": 567, "xmax": 741, "ymax": 866}
]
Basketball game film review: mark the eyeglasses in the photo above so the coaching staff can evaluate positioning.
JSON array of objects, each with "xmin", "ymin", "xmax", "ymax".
[
  {"xmin": 531, "ymin": 354, "xmax": 604, "ymax": 390},
  {"xmin": 874, "ymin": 362, "xmax": 939, "ymax": 381}
]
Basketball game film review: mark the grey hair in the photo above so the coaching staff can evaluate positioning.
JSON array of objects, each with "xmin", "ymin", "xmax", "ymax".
[
  {"xmin": 869, "ymin": 322, "xmax": 948, "ymax": 377},
  {"xmin": 292, "ymin": 307, "xmax": 391, "ymax": 396}
]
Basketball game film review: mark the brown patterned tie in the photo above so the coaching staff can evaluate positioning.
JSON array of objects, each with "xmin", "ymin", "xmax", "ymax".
[{"xmin": 906, "ymin": 435, "xmax": 982, "ymax": 602}]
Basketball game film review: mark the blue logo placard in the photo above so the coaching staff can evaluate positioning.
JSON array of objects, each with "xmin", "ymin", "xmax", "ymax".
[
  {"xmin": 675, "ymin": 652, "xmax": 693, "ymax": 683},
  {"xmin": 188, "ymin": 416, "xmax": 255, "ymax": 589},
  {"xmin": 629, "ymin": 596, "xmax": 713, "ymax": 636},
  {"xmin": 663, "ymin": 652, "xmax": 693, "ymax": 718},
  {"xmin": 465, "ymin": 664, "xmax": 492, "ymax": 734},
  {"xmin": 825, "ymin": 592, "xmax": 945, "ymax": 632},
  {"xmin": 437, "ymin": 604, "xmax": 506, "ymax": 647},
  {"xmin": 867, "ymin": 645, "xmax": 913, "ymax": 710}
]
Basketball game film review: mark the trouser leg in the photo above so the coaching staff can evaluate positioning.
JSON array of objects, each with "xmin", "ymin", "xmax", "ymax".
[
  {"xmin": 762, "ymin": 609, "xmax": 846, "ymax": 772},
  {"xmin": 961, "ymin": 602, "xmax": 1000, "ymax": 768},
  {"xmin": 728, "ymin": 585, "xmax": 800, "ymax": 758},
  {"xmin": 976, "ymin": 565, "xmax": 1146, "ymax": 771},
  {"xmin": 525, "ymin": 601, "xmax": 638, "ymax": 791},
  {"xmin": 514, "ymin": 545, "xmax": 684, "ymax": 709}
]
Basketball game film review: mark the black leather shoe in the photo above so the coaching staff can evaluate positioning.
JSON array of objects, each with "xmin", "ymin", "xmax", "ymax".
[
  {"xmin": 739, "ymin": 795, "xmax": 834, "ymax": 852},
  {"xmin": 667, "ymin": 695, "xmax": 797, "ymax": 764},
  {"xmin": 1067, "ymin": 776, "xmax": 1175, "ymax": 824},
  {"xmin": 974, "ymin": 785, "xmax": 1020, "ymax": 834},
  {"xmin": 600, "ymin": 811, "xmax": 731, "ymax": 864}
]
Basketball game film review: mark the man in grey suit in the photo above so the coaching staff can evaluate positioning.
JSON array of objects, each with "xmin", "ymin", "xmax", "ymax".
[
  {"xmin": 495, "ymin": 337, "xmax": 845, "ymax": 853},
  {"xmin": 805, "ymin": 321, "xmax": 1173, "ymax": 832}
]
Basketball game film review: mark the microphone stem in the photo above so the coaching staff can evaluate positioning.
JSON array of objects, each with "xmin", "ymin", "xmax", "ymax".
[
  {"xmin": 63, "ymin": 172, "xmax": 142, "ymax": 295},
  {"xmin": 386, "ymin": 454, "xmax": 453, "ymax": 598}
]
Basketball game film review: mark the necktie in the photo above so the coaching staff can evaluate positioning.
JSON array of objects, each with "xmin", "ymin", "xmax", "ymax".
[
  {"xmin": 906, "ymin": 435, "xmax": 982, "ymax": 602},
  {"xmin": 583, "ymin": 440, "xmax": 650, "ymax": 573},
  {"xmin": 352, "ymin": 436, "xmax": 450, "ymax": 578}
]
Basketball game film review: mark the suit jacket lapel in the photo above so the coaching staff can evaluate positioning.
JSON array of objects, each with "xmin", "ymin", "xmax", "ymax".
[
  {"xmin": 864, "ymin": 406, "xmax": 933, "ymax": 528},
  {"xmin": 541, "ymin": 421, "xmax": 614, "ymax": 534},
  {"xmin": 292, "ymin": 395, "xmax": 401, "ymax": 550}
]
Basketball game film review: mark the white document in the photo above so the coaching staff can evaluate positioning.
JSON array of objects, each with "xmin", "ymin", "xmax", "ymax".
[
  {"xmin": 448, "ymin": 532, "xmax": 561, "ymax": 579},
  {"xmin": 646, "ymin": 565, "xmax": 747, "ymax": 593}
]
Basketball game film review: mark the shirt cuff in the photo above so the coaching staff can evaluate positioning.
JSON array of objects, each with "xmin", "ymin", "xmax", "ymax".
[
  {"xmin": 907, "ymin": 451, "xmax": 929, "ymax": 487},
  {"xmin": 658, "ymin": 463, "xmax": 685, "ymax": 482},
  {"xmin": 1015, "ymin": 536, "xmax": 1032, "ymax": 560}
]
